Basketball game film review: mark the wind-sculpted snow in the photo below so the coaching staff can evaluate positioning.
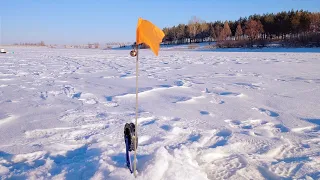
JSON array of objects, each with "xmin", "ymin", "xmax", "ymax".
[{"xmin": 0, "ymin": 47, "xmax": 320, "ymax": 179}]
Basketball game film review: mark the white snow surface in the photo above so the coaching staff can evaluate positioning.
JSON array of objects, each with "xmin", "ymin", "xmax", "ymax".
[{"xmin": 0, "ymin": 47, "xmax": 320, "ymax": 180}]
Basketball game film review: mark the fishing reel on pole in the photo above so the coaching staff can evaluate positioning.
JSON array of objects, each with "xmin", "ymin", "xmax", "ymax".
[
  {"xmin": 130, "ymin": 49, "xmax": 137, "ymax": 57},
  {"xmin": 130, "ymin": 43, "xmax": 138, "ymax": 57},
  {"xmin": 124, "ymin": 122, "xmax": 138, "ymax": 151}
]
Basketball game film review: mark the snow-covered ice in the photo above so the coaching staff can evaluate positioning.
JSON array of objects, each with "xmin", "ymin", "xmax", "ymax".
[{"xmin": 0, "ymin": 47, "xmax": 320, "ymax": 179}]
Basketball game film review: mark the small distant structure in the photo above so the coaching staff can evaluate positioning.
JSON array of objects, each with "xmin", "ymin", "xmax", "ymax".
[
  {"xmin": 0, "ymin": 49, "xmax": 6, "ymax": 53},
  {"xmin": 88, "ymin": 43, "xmax": 94, "ymax": 49}
]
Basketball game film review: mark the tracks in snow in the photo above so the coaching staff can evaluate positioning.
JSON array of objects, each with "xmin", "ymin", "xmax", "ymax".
[{"xmin": 1, "ymin": 49, "xmax": 320, "ymax": 179}]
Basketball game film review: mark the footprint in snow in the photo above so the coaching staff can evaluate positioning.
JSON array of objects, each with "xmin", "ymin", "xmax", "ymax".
[
  {"xmin": 200, "ymin": 111, "xmax": 215, "ymax": 117},
  {"xmin": 225, "ymin": 119, "xmax": 290, "ymax": 138},
  {"xmin": 171, "ymin": 117, "xmax": 181, "ymax": 121},
  {"xmin": 253, "ymin": 107, "xmax": 279, "ymax": 117},
  {"xmin": 204, "ymin": 155, "xmax": 247, "ymax": 180},
  {"xmin": 217, "ymin": 91, "xmax": 245, "ymax": 98},
  {"xmin": 188, "ymin": 133, "xmax": 201, "ymax": 142},
  {"xmin": 209, "ymin": 129, "xmax": 233, "ymax": 149},
  {"xmin": 233, "ymin": 82, "xmax": 261, "ymax": 90},
  {"xmin": 40, "ymin": 91, "xmax": 48, "ymax": 100},
  {"xmin": 141, "ymin": 119, "xmax": 156, "ymax": 126},
  {"xmin": 174, "ymin": 80, "xmax": 184, "ymax": 87},
  {"xmin": 104, "ymin": 96, "xmax": 119, "ymax": 107},
  {"xmin": 200, "ymin": 111, "xmax": 210, "ymax": 115},
  {"xmin": 160, "ymin": 124, "xmax": 172, "ymax": 131}
]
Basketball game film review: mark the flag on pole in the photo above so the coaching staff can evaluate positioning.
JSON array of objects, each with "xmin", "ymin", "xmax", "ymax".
[
  {"xmin": 136, "ymin": 17, "xmax": 165, "ymax": 56},
  {"xmin": 129, "ymin": 18, "xmax": 164, "ymax": 178}
]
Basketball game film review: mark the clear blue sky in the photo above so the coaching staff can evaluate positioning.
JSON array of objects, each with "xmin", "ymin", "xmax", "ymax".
[{"xmin": 1, "ymin": 0, "xmax": 319, "ymax": 45}]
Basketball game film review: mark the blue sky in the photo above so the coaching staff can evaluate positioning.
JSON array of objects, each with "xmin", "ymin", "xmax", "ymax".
[{"xmin": 1, "ymin": 0, "xmax": 319, "ymax": 45}]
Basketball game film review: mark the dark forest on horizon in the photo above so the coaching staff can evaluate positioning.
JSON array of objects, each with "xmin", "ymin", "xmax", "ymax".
[{"xmin": 161, "ymin": 10, "xmax": 320, "ymax": 48}]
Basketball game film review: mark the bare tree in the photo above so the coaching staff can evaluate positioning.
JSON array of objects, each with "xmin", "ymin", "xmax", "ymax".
[
  {"xmin": 188, "ymin": 16, "xmax": 200, "ymax": 43},
  {"xmin": 235, "ymin": 23, "xmax": 243, "ymax": 40},
  {"xmin": 223, "ymin": 21, "xmax": 232, "ymax": 39},
  {"xmin": 245, "ymin": 19, "xmax": 264, "ymax": 41},
  {"xmin": 176, "ymin": 24, "xmax": 186, "ymax": 43},
  {"xmin": 208, "ymin": 23, "xmax": 216, "ymax": 41},
  {"xmin": 199, "ymin": 21, "xmax": 209, "ymax": 42},
  {"xmin": 217, "ymin": 21, "xmax": 231, "ymax": 41},
  {"xmin": 214, "ymin": 24, "xmax": 223, "ymax": 41},
  {"xmin": 310, "ymin": 13, "xmax": 320, "ymax": 33}
]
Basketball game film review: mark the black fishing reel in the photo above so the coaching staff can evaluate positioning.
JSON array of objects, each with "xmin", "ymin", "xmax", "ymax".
[{"xmin": 124, "ymin": 122, "xmax": 138, "ymax": 151}]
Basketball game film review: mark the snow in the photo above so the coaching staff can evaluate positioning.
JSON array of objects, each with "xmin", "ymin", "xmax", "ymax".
[
  {"xmin": 198, "ymin": 47, "xmax": 320, "ymax": 53},
  {"xmin": 0, "ymin": 47, "xmax": 320, "ymax": 179}
]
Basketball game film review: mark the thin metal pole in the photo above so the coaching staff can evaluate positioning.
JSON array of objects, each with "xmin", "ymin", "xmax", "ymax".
[{"xmin": 133, "ymin": 45, "xmax": 139, "ymax": 178}]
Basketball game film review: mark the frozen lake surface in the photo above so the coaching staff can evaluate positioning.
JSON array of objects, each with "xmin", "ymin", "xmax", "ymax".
[{"xmin": 0, "ymin": 47, "xmax": 319, "ymax": 179}]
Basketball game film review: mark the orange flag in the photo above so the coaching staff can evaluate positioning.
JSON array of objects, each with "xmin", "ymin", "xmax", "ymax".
[{"xmin": 136, "ymin": 17, "xmax": 165, "ymax": 56}]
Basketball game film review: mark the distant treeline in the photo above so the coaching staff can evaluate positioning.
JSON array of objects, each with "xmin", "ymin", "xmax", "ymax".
[
  {"xmin": 162, "ymin": 10, "xmax": 320, "ymax": 47},
  {"xmin": 12, "ymin": 41, "xmax": 132, "ymax": 49},
  {"xmin": 14, "ymin": 41, "xmax": 46, "ymax": 46}
]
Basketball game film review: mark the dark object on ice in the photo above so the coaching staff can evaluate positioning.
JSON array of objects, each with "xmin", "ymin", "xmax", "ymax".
[{"xmin": 124, "ymin": 122, "xmax": 138, "ymax": 173}]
